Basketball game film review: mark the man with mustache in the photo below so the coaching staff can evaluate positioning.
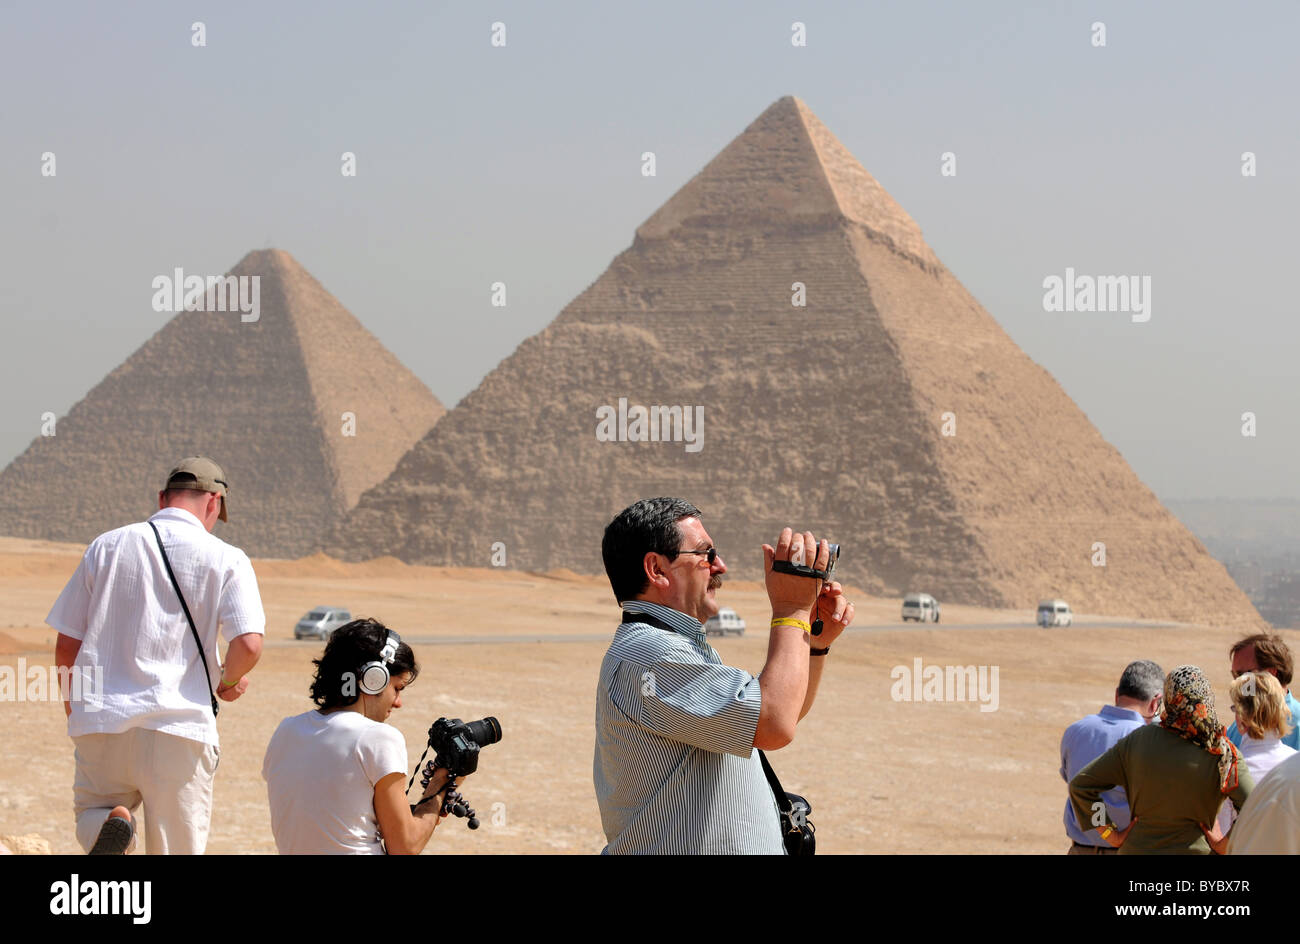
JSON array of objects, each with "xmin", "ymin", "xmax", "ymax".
[{"xmin": 594, "ymin": 497, "xmax": 854, "ymax": 854}]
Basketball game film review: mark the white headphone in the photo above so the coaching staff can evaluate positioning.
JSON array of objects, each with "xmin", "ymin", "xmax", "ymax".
[{"xmin": 359, "ymin": 632, "xmax": 401, "ymax": 695}]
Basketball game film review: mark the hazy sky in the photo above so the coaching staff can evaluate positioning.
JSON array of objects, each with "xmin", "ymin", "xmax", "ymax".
[{"xmin": 3, "ymin": 1, "xmax": 1296, "ymax": 500}]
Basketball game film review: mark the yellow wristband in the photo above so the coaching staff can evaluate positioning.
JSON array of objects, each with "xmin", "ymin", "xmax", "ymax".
[{"xmin": 771, "ymin": 618, "xmax": 812, "ymax": 634}]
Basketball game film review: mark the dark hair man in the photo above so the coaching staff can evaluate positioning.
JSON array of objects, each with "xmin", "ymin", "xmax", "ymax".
[
  {"xmin": 594, "ymin": 498, "xmax": 854, "ymax": 854},
  {"xmin": 1227, "ymin": 633, "xmax": 1300, "ymax": 751},
  {"xmin": 262, "ymin": 618, "xmax": 456, "ymax": 854},
  {"xmin": 1059, "ymin": 659, "xmax": 1164, "ymax": 854},
  {"xmin": 47, "ymin": 456, "xmax": 265, "ymax": 854}
]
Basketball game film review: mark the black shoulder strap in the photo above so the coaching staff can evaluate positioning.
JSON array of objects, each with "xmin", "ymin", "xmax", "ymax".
[
  {"xmin": 758, "ymin": 750, "xmax": 793, "ymax": 814},
  {"xmin": 620, "ymin": 609, "xmax": 680, "ymax": 633},
  {"xmin": 149, "ymin": 521, "xmax": 219, "ymax": 718}
]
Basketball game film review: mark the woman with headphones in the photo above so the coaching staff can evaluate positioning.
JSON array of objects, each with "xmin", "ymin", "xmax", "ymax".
[{"xmin": 262, "ymin": 617, "xmax": 456, "ymax": 854}]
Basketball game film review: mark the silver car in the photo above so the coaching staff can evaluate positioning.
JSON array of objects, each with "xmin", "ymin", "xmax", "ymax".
[{"xmin": 294, "ymin": 607, "xmax": 352, "ymax": 640}]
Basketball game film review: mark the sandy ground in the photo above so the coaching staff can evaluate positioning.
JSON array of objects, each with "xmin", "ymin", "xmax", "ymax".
[{"xmin": 0, "ymin": 536, "xmax": 1286, "ymax": 855}]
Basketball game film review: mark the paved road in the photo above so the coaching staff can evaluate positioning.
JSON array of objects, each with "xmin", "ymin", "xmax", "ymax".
[
  {"xmin": 268, "ymin": 618, "xmax": 1182, "ymax": 648},
  {"xmin": 846, "ymin": 619, "xmax": 1184, "ymax": 632},
  {"xmin": 268, "ymin": 633, "xmax": 607, "ymax": 647}
]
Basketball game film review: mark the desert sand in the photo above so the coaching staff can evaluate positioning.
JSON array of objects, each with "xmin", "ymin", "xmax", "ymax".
[{"xmin": 0, "ymin": 535, "xmax": 1283, "ymax": 854}]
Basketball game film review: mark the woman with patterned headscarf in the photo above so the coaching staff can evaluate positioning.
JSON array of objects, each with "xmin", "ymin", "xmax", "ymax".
[{"xmin": 1069, "ymin": 665, "xmax": 1253, "ymax": 854}]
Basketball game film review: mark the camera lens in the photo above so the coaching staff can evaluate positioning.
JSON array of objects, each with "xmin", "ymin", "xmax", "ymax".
[{"xmin": 464, "ymin": 717, "xmax": 502, "ymax": 747}]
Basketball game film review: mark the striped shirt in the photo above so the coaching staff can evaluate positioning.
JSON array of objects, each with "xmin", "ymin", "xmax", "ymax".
[{"xmin": 593, "ymin": 600, "xmax": 784, "ymax": 854}]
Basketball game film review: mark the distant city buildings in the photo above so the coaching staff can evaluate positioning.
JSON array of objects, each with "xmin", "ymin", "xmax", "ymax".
[{"xmin": 1224, "ymin": 556, "xmax": 1299, "ymax": 630}]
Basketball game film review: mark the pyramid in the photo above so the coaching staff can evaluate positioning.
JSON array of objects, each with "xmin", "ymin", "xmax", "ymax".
[
  {"xmin": 328, "ymin": 97, "xmax": 1262, "ymax": 627},
  {"xmin": 0, "ymin": 249, "xmax": 444, "ymax": 558}
]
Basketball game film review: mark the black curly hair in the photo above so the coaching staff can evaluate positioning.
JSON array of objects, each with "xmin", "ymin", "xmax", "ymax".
[{"xmin": 309, "ymin": 617, "xmax": 418, "ymax": 709}]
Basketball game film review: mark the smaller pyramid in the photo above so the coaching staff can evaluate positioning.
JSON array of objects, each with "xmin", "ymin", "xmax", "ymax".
[{"xmin": 0, "ymin": 249, "xmax": 444, "ymax": 558}]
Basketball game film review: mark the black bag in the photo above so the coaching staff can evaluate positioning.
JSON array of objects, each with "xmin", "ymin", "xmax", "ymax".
[
  {"xmin": 149, "ymin": 521, "xmax": 220, "ymax": 717},
  {"xmin": 759, "ymin": 750, "xmax": 816, "ymax": 856}
]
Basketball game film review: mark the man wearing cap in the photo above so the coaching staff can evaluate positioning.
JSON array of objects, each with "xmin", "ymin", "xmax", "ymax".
[{"xmin": 47, "ymin": 457, "xmax": 266, "ymax": 854}]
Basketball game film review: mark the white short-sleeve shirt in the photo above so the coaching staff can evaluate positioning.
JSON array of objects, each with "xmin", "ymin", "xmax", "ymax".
[
  {"xmin": 45, "ymin": 506, "xmax": 266, "ymax": 746},
  {"xmin": 262, "ymin": 709, "xmax": 410, "ymax": 854}
]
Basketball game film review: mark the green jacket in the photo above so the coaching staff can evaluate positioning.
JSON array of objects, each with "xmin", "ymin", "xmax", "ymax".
[{"xmin": 1069, "ymin": 723, "xmax": 1253, "ymax": 854}]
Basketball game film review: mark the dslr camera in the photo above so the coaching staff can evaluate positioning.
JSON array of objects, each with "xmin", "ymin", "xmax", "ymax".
[
  {"xmin": 411, "ymin": 716, "xmax": 502, "ymax": 829},
  {"xmin": 428, "ymin": 716, "xmax": 502, "ymax": 778}
]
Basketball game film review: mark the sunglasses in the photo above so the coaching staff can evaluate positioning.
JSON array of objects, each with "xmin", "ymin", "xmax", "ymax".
[{"xmin": 675, "ymin": 546, "xmax": 718, "ymax": 565}]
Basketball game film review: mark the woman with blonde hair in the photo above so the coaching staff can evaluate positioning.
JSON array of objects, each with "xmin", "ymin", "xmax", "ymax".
[{"xmin": 1216, "ymin": 670, "xmax": 1296, "ymax": 835}]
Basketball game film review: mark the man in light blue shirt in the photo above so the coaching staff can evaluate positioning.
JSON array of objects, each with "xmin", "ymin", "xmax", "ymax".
[
  {"xmin": 1060, "ymin": 660, "xmax": 1164, "ymax": 853},
  {"xmin": 1227, "ymin": 634, "xmax": 1300, "ymax": 751},
  {"xmin": 594, "ymin": 498, "xmax": 855, "ymax": 854}
]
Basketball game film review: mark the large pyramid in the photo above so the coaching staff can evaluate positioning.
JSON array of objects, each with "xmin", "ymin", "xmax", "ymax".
[
  {"xmin": 328, "ymin": 97, "xmax": 1262, "ymax": 627},
  {"xmin": 0, "ymin": 249, "xmax": 444, "ymax": 558}
]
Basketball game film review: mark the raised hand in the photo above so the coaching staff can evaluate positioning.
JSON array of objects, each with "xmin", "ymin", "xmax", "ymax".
[{"xmin": 762, "ymin": 528, "xmax": 828, "ymax": 619}]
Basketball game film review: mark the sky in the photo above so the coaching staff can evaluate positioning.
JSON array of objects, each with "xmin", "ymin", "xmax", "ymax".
[{"xmin": 3, "ymin": 1, "xmax": 1297, "ymax": 500}]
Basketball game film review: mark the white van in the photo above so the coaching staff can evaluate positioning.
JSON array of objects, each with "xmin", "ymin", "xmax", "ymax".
[
  {"xmin": 901, "ymin": 593, "xmax": 941, "ymax": 623},
  {"xmin": 704, "ymin": 608, "xmax": 746, "ymax": 637},
  {"xmin": 1037, "ymin": 599, "xmax": 1073, "ymax": 628}
]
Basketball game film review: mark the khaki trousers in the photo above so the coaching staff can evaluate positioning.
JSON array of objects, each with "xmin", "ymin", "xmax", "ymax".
[
  {"xmin": 72, "ymin": 728, "xmax": 219, "ymax": 854},
  {"xmin": 1068, "ymin": 841, "xmax": 1118, "ymax": 855}
]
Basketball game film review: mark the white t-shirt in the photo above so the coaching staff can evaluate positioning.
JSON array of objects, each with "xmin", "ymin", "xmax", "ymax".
[
  {"xmin": 46, "ymin": 507, "xmax": 266, "ymax": 747},
  {"xmin": 1217, "ymin": 734, "xmax": 1297, "ymax": 835},
  {"xmin": 1229, "ymin": 750, "xmax": 1300, "ymax": 854},
  {"xmin": 262, "ymin": 709, "xmax": 409, "ymax": 854}
]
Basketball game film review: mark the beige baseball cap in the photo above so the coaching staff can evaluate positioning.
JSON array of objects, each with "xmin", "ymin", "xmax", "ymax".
[{"xmin": 163, "ymin": 456, "xmax": 230, "ymax": 522}]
